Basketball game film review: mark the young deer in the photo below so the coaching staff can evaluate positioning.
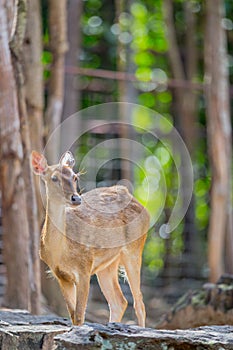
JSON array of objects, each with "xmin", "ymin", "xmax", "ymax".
[{"xmin": 31, "ymin": 151, "xmax": 150, "ymax": 327}]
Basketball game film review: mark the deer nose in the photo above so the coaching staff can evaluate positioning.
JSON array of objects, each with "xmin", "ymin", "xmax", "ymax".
[{"xmin": 71, "ymin": 194, "xmax": 81, "ymax": 205}]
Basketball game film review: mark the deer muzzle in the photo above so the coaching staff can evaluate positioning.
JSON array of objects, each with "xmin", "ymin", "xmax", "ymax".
[{"xmin": 71, "ymin": 194, "xmax": 82, "ymax": 205}]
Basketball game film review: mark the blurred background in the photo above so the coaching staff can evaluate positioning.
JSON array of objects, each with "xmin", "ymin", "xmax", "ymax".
[{"xmin": 0, "ymin": 0, "xmax": 232, "ymax": 327}]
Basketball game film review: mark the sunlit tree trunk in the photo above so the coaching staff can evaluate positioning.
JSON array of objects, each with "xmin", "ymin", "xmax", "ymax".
[
  {"xmin": 45, "ymin": 0, "xmax": 68, "ymax": 163},
  {"xmin": 23, "ymin": 0, "xmax": 44, "ymax": 229},
  {"xmin": 22, "ymin": 0, "xmax": 43, "ymax": 314},
  {"xmin": 42, "ymin": 0, "xmax": 69, "ymax": 316},
  {"xmin": 10, "ymin": 0, "xmax": 42, "ymax": 313},
  {"xmin": 205, "ymin": 0, "xmax": 233, "ymax": 282},
  {"xmin": 0, "ymin": 0, "xmax": 30, "ymax": 310},
  {"xmin": 23, "ymin": 0, "xmax": 44, "ymax": 153}
]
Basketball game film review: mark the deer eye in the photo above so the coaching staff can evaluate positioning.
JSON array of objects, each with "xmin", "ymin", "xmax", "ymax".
[{"xmin": 51, "ymin": 175, "xmax": 58, "ymax": 182}]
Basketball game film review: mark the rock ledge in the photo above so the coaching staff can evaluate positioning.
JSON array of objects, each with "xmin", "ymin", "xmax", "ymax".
[{"xmin": 0, "ymin": 310, "xmax": 232, "ymax": 349}]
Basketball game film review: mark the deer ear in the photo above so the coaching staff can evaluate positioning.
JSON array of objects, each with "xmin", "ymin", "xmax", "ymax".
[
  {"xmin": 59, "ymin": 151, "xmax": 75, "ymax": 168},
  {"xmin": 31, "ymin": 151, "xmax": 48, "ymax": 175}
]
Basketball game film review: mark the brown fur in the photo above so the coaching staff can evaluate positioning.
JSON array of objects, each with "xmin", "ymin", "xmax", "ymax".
[{"xmin": 31, "ymin": 151, "xmax": 150, "ymax": 326}]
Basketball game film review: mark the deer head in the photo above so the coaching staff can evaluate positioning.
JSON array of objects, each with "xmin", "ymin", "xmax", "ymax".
[{"xmin": 31, "ymin": 151, "xmax": 81, "ymax": 206}]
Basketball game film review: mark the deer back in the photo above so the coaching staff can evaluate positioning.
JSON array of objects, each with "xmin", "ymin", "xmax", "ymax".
[{"xmin": 65, "ymin": 185, "xmax": 150, "ymax": 248}]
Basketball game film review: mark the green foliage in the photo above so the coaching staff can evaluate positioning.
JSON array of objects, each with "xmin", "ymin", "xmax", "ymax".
[
  {"xmin": 41, "ymin": 50, "xmax": 52, "ymax": 80},
  {"xmin": 129, "ymin": 1, "xmax": 179, "ymax": 275},
  {"xmin": 143, "ymin": 234, "xmax": 165, "ymax": 273},
  {"xmin": 81, "ymin": 0, "xmax": 117, "ymax": 70}
]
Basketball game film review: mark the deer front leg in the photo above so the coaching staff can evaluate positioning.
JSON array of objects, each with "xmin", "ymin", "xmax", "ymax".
[
  {"xmin": 58, "ymin": 278, "xmax": 76, "ymax": 324},
  {"xmin": 74, "ymin": 274, "xmax": 90, "ymax": 326}
]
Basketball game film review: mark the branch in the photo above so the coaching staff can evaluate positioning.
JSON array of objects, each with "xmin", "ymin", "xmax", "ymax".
[{"xmin": 163, "ymin": 0, "xmax": 185, "ymax": 80}]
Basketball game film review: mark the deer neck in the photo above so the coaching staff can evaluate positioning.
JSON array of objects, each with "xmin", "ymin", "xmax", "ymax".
[{"xmin": 45, "ymin": 192, "xmax": 66, "ymax": 237}]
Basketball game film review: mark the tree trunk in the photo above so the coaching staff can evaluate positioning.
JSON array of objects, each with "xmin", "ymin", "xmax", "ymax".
[
  {"xmin": 61, "ymin": 0, "xmax": 83, "ymax": 153},
  {"xmin": 45, "ymin": 0, "xmax": 68, "ymax": 163},
  {"xmin": 0, "ymin": 0, "xmax": 30, "ymax": 310},
  {"xmin": 9, "ymin": 0, "xmax": 42, "ymax": 313},
  {"xmin": 42, "ymin": 0, "xmax": 69, "ymax": 317},
  {"xmin": 23, "ymin": 0, "xmax": 44, "ymax": 229},
  {"xmin": 23, "ymin": 0, "xmax": 44, "ymax": 313},
  {"xmin": 204, "ymin": 0, "xmax": 233, "ymax": 282},
  {"xmin": 115, "ymin": 0, "xmax": 133, "ymax": 183},
  {"xmin": 163, "ymin": 0, "xmax": 198, "ymax": 151},
  {"xmin": 23, "ymin": 0, "xmax": 44, "ymax": 153},
  {"xmin": 17, "ymin": 81, "xmax": 41, "ymax": 314},
  {"xmin": 184, "ymin": 0, "xmax": 198, "ymax": 153},
  {"xmin": 5, "ymin": 0, "xmax": 18, "ymax": 41}
]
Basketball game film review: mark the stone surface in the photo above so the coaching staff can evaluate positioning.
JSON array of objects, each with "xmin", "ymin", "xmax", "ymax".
[
  {"xmin": 0, "ymin": 310, "xmax": 71, "ymax": 349},
  {"xmin": 54, "ymin": 322, "xmax": 233, "ymax": 350},
  {"xmin": 0, "ymin": 309, "xmax": 233, "ymax": 349}
]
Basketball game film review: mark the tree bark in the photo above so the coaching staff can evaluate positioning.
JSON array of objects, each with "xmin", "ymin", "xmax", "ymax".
[
  {"xmin": 45, "ymin": 0, "xmax": 68, "ymax": 163},
  {"xmin": 17, "ymin": 82, "xmax": 41, "ymax": 315},
  {"xmin": 23, "ymin": 0, "xmax": 44, "ymax": 230},
  {"xmin": 205, "ymin": 0, "xmax": 233, "ymax": 282},
  {"xmin": 115, "ymin": 0, "xmax": 133, "ymax": 183},
  {"xmin": 61, "ymin": 0, "xmax": 83, "ymax": 153},
  {"xmin": 10, "ymin": 0, "xmax": 42, "ymax": 314},
  {"xmin": 42, "ymin": 0, "xmax": 76, "ymax": 317},
  {"xmin": 22, "ymin": 0, "xmax": 44, "ymax": 314},
  {"xmin": 23, "ymin": 0, "xmax": 44, "ymax": 153},
  {"xmin": 5, "ymin": 0, "xmax": 18, "ymax": 40},
  {"xmin": 0, "ymin": 0, "xmax": 30, "ymax": 310}
]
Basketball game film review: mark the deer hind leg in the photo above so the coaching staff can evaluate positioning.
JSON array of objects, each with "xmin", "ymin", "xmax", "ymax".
[
  {"xmin": 97, "ymin": 259, "xmax": 128, "ymax": 323},
  {"xmin": 122, "ymin": 257, "xmax": 146, "ymax": 327},
  {"xmin": 121, "ymin": 238, "xmax": 146, "ymax": 327}
]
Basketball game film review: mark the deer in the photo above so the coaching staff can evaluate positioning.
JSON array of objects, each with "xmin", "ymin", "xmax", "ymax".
[{"xmin": 31, "ymin": 150, "xmax": 150, "ymax": 327}]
